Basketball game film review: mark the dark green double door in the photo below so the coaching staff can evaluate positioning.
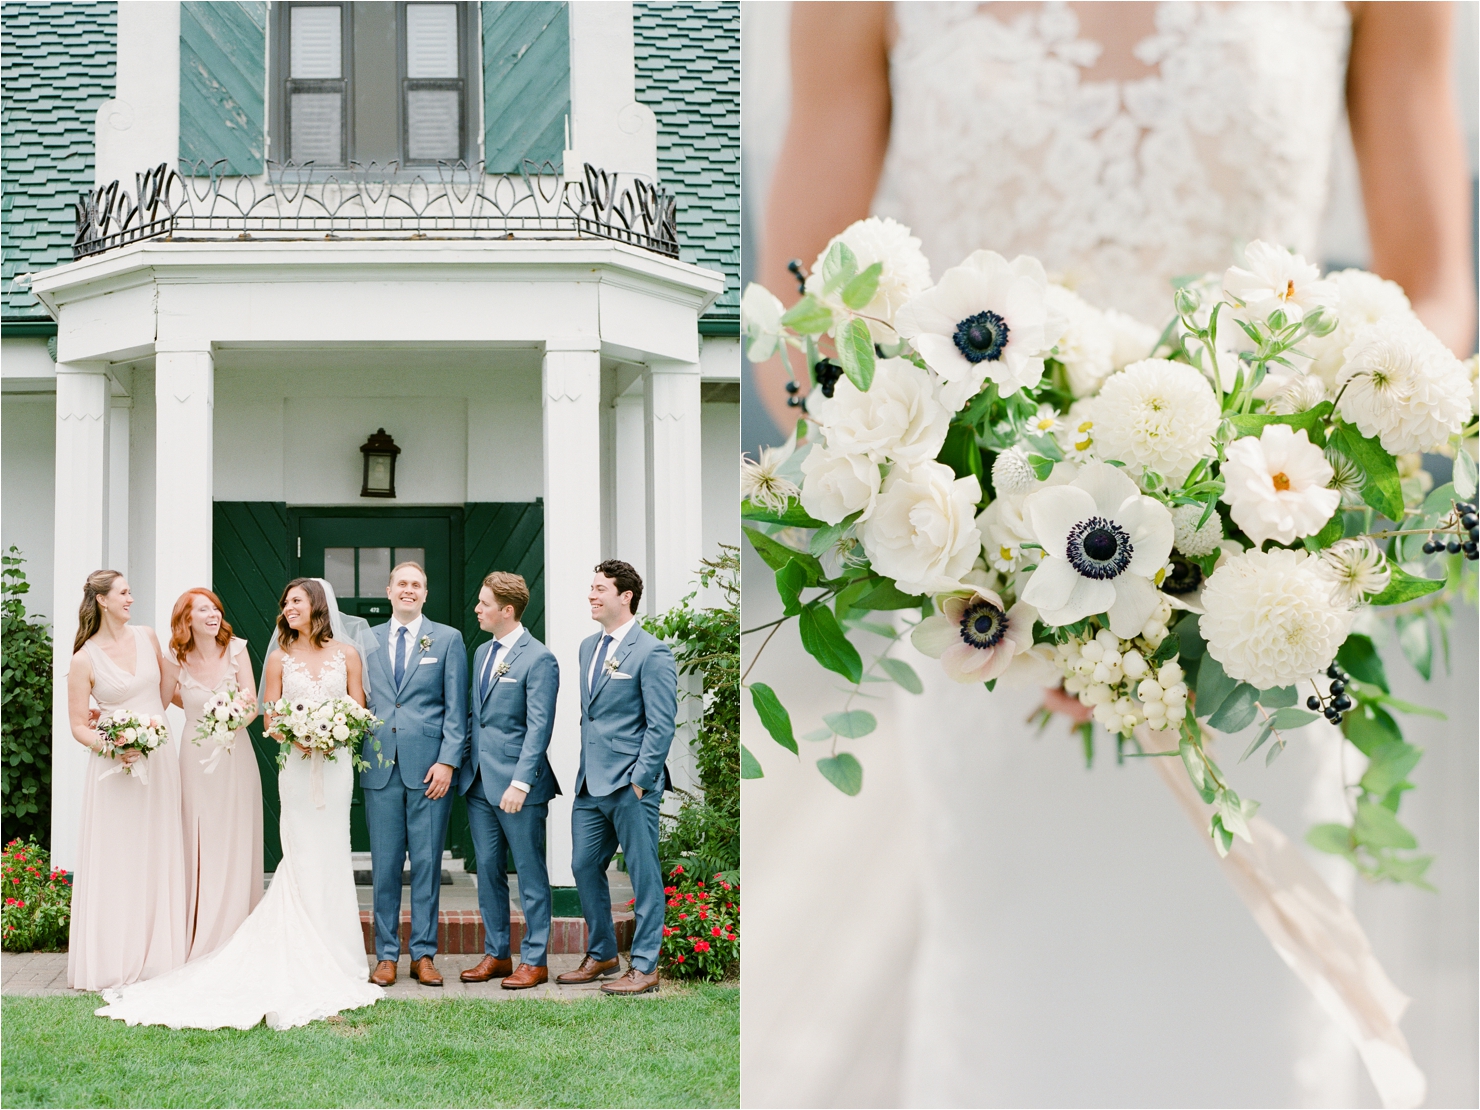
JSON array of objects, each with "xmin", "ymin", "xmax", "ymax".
[{"xmin": 296, "ymin": 509, "xmax": 470, "ymax": 858}]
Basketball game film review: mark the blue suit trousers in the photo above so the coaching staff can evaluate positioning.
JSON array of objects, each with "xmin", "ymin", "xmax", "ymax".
[
  {"xmin": 570, "ymin": 784, "xmax": 664, "ymax": 973},
  {"xmin": 464, "ymin": 775, "xmax": 552, "ymax": 966},
  {"xmin": 363, "ymin": 779, "xmax": 452, "ymax": 962}
]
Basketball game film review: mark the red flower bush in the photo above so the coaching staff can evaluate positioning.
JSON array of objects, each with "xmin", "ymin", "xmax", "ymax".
[
  {"xmin": 1, "ymin": 838, "xmax": 70, "ymax": 952},
  {"xmin": 658, "ymin": 865, "xmax": 738, "ymax": 982}
]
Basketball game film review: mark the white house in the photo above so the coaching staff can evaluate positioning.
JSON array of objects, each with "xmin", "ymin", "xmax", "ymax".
[{"xmin": 1, "ymin": 0, "xmax": 741, "ymax": 889}]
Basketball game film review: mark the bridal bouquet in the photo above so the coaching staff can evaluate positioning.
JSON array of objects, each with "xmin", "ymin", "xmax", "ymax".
[
  {"xmin": 268, "ymin": 695, "xmax": 380, "ymax": 773},
  {"xmin": 741, "ymin": 218, "xmax": 1478, "ymax": 885},
  {"xmin": 190, "ymin": 685, "xmax": 255, "ymax": 774},
  {"xmin": 94, "ymin": 710, "xmax": 170, "ymax": 779}
]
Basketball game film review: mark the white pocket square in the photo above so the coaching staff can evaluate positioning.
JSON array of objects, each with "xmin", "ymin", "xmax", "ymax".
[
  {"xmin": 499, "ymin": 677, "xmax": 518, "ymax": 684},
  {"xmin": 418, "ymin": 657, "xmax": 438, "ymax": 665},
  {"xmin": 611, "ymin": 672, "xmax": 634, "ymax": 680}
]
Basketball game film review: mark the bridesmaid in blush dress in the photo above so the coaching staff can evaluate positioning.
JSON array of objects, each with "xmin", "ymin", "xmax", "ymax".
[
  {"xmin": 168, "ymin": 589, "xmax": 264, "ymax": 960},
  {"xmin": 66, "ymin": 571, "xmax": 189, "ymax": 990}
]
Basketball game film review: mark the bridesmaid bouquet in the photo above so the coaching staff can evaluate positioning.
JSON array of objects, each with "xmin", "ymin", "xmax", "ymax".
[
  {"xmin": 94, "ymin": 710, "xmax": 170, "ymax": 782},
  {"xmin": 267, "ymin": 695, "xmax": 380, "ymax": 773},
  {"xmin": 741, "ymin": 218, "xmax": 1478, "ymax": 886},
  {"xmin": 190, "ymin": 685, "xmax": 256, "ymax": 774}
]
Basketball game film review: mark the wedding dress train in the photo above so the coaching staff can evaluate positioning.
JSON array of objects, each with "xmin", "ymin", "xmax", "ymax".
[{"xmin": 97, "ymin": 651, "xmax": 382, "ymax": 1030}]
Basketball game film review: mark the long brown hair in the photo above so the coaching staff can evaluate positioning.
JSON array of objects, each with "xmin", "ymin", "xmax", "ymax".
[
  {"xmin": 74, "ymin": 570, "xmax": 124, "ymax": 653},
  {"xmin": 276, "ymin": 578, "xmax": 334, "ymax": 649},
  {"xmin": 170, "ymin": 588, "xmax": 235, "ymax": 663}
]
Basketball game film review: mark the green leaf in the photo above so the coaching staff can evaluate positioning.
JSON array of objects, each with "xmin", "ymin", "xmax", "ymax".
[
  {"xmin": 1209, "ymin": 813, "xmax": 1234, "ymax": 857},
  {"xmin": 879, "ymin": 657, "xmax": 924, "ymax": 694},
  {"xmin": 938, "ymin": 423, "xmax": 986, "ymax": 487},
  {"xmin": 743, "ymin": 498, "xmax": 826, "ymax": 529},
  {"xmin": 1329, "ymin": 423, "xmax": 1404, "ymax": 520},
  {"xmin": 1455, "ymin": 445, "xmax": 1478, "ymax": 500},
  {"xmin": 1027, "ymin": 454, "xmax": 1055, "ymax": 481},
  {"xmin": 1266, "ymin": 707, "xmax": 1319, "ymax": 730},
  {"xmin": 1369, "ymin": 561, "xmax": 1444, "ymax": 607},
  {"xmin": 1360, "ymin": 741, "xmax": 1423, "ymax": 797},
  {"xmin": 799, "ymin": 728, "xmax": 833, "ymax": 742},
  {"xmin": 839, "ymin": 262, "xmax": 882, "ymax": 311},
  {"xmin": 1396, "ymin": 614, "xmax": 1433, "ymax": 680},
  {"xmin": 798, "ymin": 603, "xmax": 864, "ymax": 684},
  {"xmin": 740, "ymin": 744, "xmax": 764, "ymax": 779},
  {"xmin": 837, "ymin": 317, "xmax": 876, "ymax": 392},
  {"xmin": 1227, "ymin": 403, "xmax": 1332, "ymax": 447},
  {"xmin": 1354, "ymin": 798, "xmax": 1417, "ymax": 850},
  {"xmin": 1303, "ymin": 510, "xmax": 1346, "ymax": 552},
  {"xmin": 823, "ymin": 710, "xmax": 877, "ymax": 738},
  {"xmin": 1174, "ymin": 614, "xmax": 1206, "ymax": 659},
  {"xmin": 743, "ymin": 527, "xmax": 819, "ymax": 577},
  {"xmin": 1179, "ymin": 736, "xmax": 1206, "ymax": 792},
  {"xmin": 1208, "ymin": 682, "xmax": 1259, "ymax": 732},
  {"xmin": 1194, "ymin": 652, "xmax": 1237, "ymax": 720},
  {"xmin": 855, "ymin": 581, "xmax": 926, "ymax": 611},
  {"xmin": 1344, "ymin": 703, "xmax": 1402, "ymax": 757},
  {"xmin": 748, "ymin": 683, "xmax": 797, "ymax": 755},
  {"xmin": 820, "ymin": 240, "xmax": 859, "ymax": 296},
  {"xmin": 1337, "ymin": 633, "xmax": 1388, "ymax": 693},
  {"xmin": 779, "ymin": 294, "xmax": 834, "ymax": 336},
  {"xmin": 1372, "ymin": 693, "xmax": 1445, "ymax": 720},
  {"xmin": 817, "ymin": 752, "xmax": 864, "ymax": 795},
  {"xmin": 1306, "ymin": 823, "xmax": 1355, "ymax": 857},
  {"xmin": 1257, "ymin": 685, "xmax": 1298, "ymax": 709},
  {"xmin": 1240, "ymin": 723, "xmax": 1275, "ymax": 763},
  {"xmin": 809, "ymin": 513, "xmax": 859, "ymax": 558},
  {"xmin": 1372, "ymin": 854, "xmax": 1435, "ymax": 890}
]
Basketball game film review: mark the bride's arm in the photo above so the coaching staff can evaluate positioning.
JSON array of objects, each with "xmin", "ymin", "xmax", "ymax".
[
  {"xmin": 754, "ymin": 2, "xmax": 894, "ymax": 432},
  {"xmin": 234, "ymin": 644, "xmax": 259, "ymax": 730},
  {"xmin": 1348, "ymin": 1, "xmax": 1476, "ymax": 355},
  {"xmin": 343, "ymin": 644, "xmax": 367, "ymax": 709},
  {"xmin": 261, "ymin": 651, "xmax": 285, "ymax": 740}
]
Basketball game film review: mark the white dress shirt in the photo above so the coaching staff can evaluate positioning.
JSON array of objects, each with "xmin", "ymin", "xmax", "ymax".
[
  {"xmin": 387, "ymin": 612, "xmax": 425, "ymax": 677},
  {"xmin": 588, "ymin": 615, "xmax": 637, "ymax": 689},
  {"xmin": 477, "ymin": 624, "xmax": 530, "ymax": 792}
]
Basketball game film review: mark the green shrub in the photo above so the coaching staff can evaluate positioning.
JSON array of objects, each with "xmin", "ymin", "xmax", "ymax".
[
  {"xmin": 2, "ymin": 549, "xmax": 52, "ymax": 847},
  {"xmin": 1, "ymin": 837, "xmax": 71, "ymax": 951}
]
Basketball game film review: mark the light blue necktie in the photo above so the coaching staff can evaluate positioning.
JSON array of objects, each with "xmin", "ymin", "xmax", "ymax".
[
  {"xmin": 590, "ymin": 634, "xmax": 613, "ymax": 691},
  {"xmin": 393, "ymin": 625, "xmax": 407, "ymax": 688},
  {"xmin": 480, "ymin": 640, "xmax": 502, "ymax": 702}
]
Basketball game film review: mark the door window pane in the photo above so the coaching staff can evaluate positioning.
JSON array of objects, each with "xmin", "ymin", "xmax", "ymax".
[
  {"xmin": 359, "ymin": 547, "xmax": 391, "ymax": 597},
  {"xmin": 405, "ymin": 5, "xmax": 459, "ymax": 77},
  {"xmin": 406, "ymin": 90, "xmax": 460, "ymax": 161},
  {"xmin": 291, "ymin": 6, "xmax": 342, "ymax": 78},
  {"xmin": 394, "ymin": 548, "xmax": 426, "ymax": 575},
  {"xmin": 291, "ymin": 92, "xmax": 344, "ymax": 164},
  {"xmin": 323, "ymin": 547, "xmax": 356, "ymax": 600}
]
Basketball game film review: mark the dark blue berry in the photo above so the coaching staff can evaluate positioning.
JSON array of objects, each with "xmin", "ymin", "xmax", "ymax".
[
  {"xmin": 1329, "ymin": 680, "xmax": 1345, "ymax": 695},
  {"xmin": 1306, "ymin": 696, "xmax": 1321, "ymax": 710},
  {"xmin": 1330, "ymin": 716, "xmax": 1344, "ymax": 727},
  {"xmin": 1447, "ymin": 540, "xmax": 1462, "ymax": 554}
]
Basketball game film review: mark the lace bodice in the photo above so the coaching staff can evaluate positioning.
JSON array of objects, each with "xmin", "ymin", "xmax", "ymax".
[
  {"xmin": 280, "ymin": 649, "xmax": 348, "ymax": 703},
  {"xmin": 873, "ymin": 1, "xmax": 1350, "ymax": 323}
]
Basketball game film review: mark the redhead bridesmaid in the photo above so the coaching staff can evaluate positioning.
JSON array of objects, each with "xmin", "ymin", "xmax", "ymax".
[
  {"xmin": 168, "ymin": 589, "xmax": 264, "ymax": 960},
  {"xmin": 66, "ymin": 571, "xmax": 189, "ymax": 990}
]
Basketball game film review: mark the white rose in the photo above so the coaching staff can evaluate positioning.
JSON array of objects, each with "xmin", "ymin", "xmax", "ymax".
[
  {"xmin": 800, "ymin": 446, "xmax": 881, "ymax": 525},
  {"xmin": 859, "ymin": 460, "xmax": 983, "ymax": 595},
  {"xmin": 1046, "ymin": 284, "xmax": 1115, "ymax": 398},
  {"xmin": 816, "ymin": 357, "xmax": 949, "ymax": 466},
  {"xmin": 740, "ymin": 282, "xmax": 786, "ymax": 362}
]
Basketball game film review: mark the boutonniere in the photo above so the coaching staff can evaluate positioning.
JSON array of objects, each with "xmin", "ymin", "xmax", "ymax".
[
  {"xmin": 493, "ymin": 659, "xmax": 512, "ymax": 677},
  {"xmin": 417, "ymin": 634, "xmax": 432, "ymax": 654},
  {"xmin": 603, "ymin": 656, "xmax": 621, "ymax": 677}
]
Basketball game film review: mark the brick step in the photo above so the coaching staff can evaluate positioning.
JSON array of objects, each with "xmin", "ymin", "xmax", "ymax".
[{"xmin": 360, "ymin": 909, "xmax": 635, "ymax": 955}]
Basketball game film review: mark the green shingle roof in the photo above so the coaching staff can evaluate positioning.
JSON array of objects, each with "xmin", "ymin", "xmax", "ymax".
[
  {"xmin": 2, "ymin": 1, "xmax": 117, "ymax": 322},
  {"xmin": 633, "ymin": 1, "xmax": 738, "ymax": 329}
]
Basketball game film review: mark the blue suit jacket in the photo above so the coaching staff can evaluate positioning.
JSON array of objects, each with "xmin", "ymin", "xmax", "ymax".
[
  {"xmin": 360, "ymin": 618, "xmax": 468, "ymax": 791},
  {"xmin": 577, "ymin": 625, "xmax": 677, "ymax": 797},
  {"xmin": 458, "ymin": 630, "xmax": 562, "ymax": 806}
]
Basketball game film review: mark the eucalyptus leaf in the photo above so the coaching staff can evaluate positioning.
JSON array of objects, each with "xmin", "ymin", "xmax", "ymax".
[
  {"xmin": 749, "ymin": 683, "xmax": 797, "ymax": 755},
  {"xmin": 1240, "ymin": 723, "xmax": 1275, "ymax": 763},
  {"xmin": 817, "ymin": 752, "xmax": 864, "ymax": 795},
  {"xmin": 879, "ymin": 657, "xmax": 924, "ymax": 694},
  {"xmin": 1208, "ymin": 682, "xmax": 1259, "ymax": 732},
  {"xmin": 1194, "ymin": 652, "xmax": 1237, "ymax": 720},
  {"xmin": 798, "ymin": 603, "xmax": 864, "ymax": 684},
  {"xmin": 840, "ymin": 262, "xmax": 883, "ymax": 311},
  {"xmin": 837, "ymin": 317, "xmax": 876, "ymax": 392},
  {"xmin": 823, "ymin": 709, "xmax": 877, "ymax": 738},
  {"xmin": 799, "ymin": 728, "xmax": 833, "ymax": 742},
  {"xmin": 1179, "ymin": 736, "xmax": 1206, "ymax": 792},
  {"xmin": 1257, "ymin": 686, "xmax": 1298, "ymax": 709},
  {"xmin": 1455, "ymin": 445, "xmax": 1479, "ymax": 500},
  {"xmin": 1265, "ymin": 707, "xmax": 1319, "ymax": 730},
  {"xmin": 1396, "ymin": 614, "xmax": 1433, "ymax": 680},
  {"xmin": 740, "ymin": 744, "xmax": 764, "ymax": 779}
]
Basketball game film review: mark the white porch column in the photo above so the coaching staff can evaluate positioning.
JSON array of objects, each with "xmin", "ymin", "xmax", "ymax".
[
  {"xmin": 542, "ymin": 342, "xmax": 603, "ymax": 888},
  {"xmin": 643, "ymin": 359, "xmax": 704, "ymax": 614},
  {"xmin": 153, "ymin": 349, "xmax": 214, "ymax": 633},
  {"xmin": 107, "ymin": 398, "xmax": 131, "ymax": 576},
  {"xmin": 612, "ymin": 383, "xmax": 648, "ymax": 569},
  {"xmin": 50, "ymin": 365, "xmax": 111, "ymax": 871}
]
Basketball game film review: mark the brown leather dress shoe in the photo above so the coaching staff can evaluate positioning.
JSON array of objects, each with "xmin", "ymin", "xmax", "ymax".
[
  {"xmin": 410, "ymin": 956, "xmax": 444, "ymax": 986},
  {"xmin": 369, "ymin": 959, "xmax": 397, "ymax": 987},
  {"xmin": 459, "ymin": 955, "xmax": 514, "ymax": 983},
  {"xmin": 501, "ymin": 963, "xmax": 549, "ymax": 990},
  {"xmin": 601, "ymin": 966, "xmax": 659, "ymax": 995},
  {"xmin": 555, "ymin": 955, "xmax": 621, "ymax": 984}
]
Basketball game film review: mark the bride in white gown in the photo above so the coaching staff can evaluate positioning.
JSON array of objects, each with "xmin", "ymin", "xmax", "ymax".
[
  {"xmin": 98, "ymin": 578, "xmax": 382, "ymax": 1030},
  {"xmin": 744, "ymin": 3, "xmax": 1475, "ymax": 1107}
]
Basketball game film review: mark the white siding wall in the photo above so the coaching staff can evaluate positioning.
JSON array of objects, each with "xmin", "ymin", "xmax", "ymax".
[{"xmin": 1, "ymin": 394, "xmax": 58, "ymax": 618}]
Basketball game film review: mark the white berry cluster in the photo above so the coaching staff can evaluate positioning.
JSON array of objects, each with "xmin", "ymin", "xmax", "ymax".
[{"xmin": 1052, "ymin": 596, "xmax": 1189, "ymax": 736}]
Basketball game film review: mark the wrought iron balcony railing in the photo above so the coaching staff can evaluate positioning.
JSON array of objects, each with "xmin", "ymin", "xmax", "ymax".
[{"xmin": 73, "ymin": 160, "xmax": 679, "ymax": 261}]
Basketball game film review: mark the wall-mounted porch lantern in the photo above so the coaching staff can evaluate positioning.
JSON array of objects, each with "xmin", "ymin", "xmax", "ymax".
[{"xmin": 360, "ymin": 428, "xmax": 401, "ymax": 498}]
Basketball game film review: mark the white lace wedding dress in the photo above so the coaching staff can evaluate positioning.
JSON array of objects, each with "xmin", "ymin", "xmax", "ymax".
[{"xmin": 97, "ymin": 650, "xmax": 382, "ymax": 1030}]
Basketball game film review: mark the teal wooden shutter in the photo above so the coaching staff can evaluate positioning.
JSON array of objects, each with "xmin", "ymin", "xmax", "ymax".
[
  {"xmin": 180, "ymin": 0, "xmax": 267, "ymax": 175},
  {"xmin": 463, "ymin": 502, "xmax": 545, "ymax": 658},
  {"xmin": 213, "ymin": 501, "xmax": 289, "ymax": 870},
  {"xmin": 481, "ymin": 2, "xmax": 568, "ymax": 172}
]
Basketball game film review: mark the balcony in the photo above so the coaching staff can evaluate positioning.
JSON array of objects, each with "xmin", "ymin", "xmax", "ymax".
[{"xmin": 72, "ymin": 159, "xmax": 679, "ymax": 261}]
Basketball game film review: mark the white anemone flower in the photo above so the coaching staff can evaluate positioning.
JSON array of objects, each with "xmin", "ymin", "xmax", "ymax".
[
  {"xmin": 910, "ymin": 589, "xmax": 1043, "ymax": 684},
  {"xmin": 805, "ymin": 217, "xmax": 932, "ymax": 342},
  {"xmin": 895, "ymin": 250, "xmax": 1057, "ymax": 407},
  {"xmin": 1222, "ymin": 240, "xmax": 1333, "ymax": 325},
  {"xmin": 1020, "ymin": 461, "xmax": 1176, "ymax": 637},
  {"xmin": 1220, "ymin": 425, "xmax": 1340, "ymax": 546}
]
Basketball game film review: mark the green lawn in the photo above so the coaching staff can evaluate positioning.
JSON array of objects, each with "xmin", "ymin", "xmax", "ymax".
[{"xmin": 1, "ymin": 987, "xmax": 739, "ymax": 1108}]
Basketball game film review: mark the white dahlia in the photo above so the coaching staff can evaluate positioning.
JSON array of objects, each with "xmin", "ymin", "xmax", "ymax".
[
  {"xmin": 1335, "ymin": 318, "xmax": 1474, "ymax": 455},
  {"xmin": 1170, "ymin": 503, "xmax": 1224, "ymax": 557},
  {"xmin": 859, "ymin": 460, "xmax": 983, "ymax": 595},
  {"xmin": 1305, "ymin": 269, "xmax": 1416, "ymax": 388},
  {"xmin": 1045, "ymin": 284, "xmax": 1115, "ymax": 398},
  {"xmin": 1220, "ymin": 425, "xmax": 1340, "ymax": 546},
  {"xmin": 799, "ymin": 446, "xmax": 880, "ymax": 525},
  {"xmin": 1088, "ymin": 359, "xmax": 1220, "ymax": 484},
  {"xmin": 1200, "ymin": 548, "xmax": 1355, "ymax": 689},
  {"xmin": 1105, "ymin": 308, "xmax": 1161, "ymax": 372},
  {"xmin": 815, "ymin": 357, "xmax": 950, "ymax": 466},
  {"xmin": 1020, "ymin": 461, "xmax": 1176, "ymax": 637},
  {"xmin": 805, "ymin": 217, "xmax": 932, "ymax": 342},
  {"xmin": 895, "ymin": 250, "xmax": 1057, "ymax": 408},
  {"xmin": 1222, "ymin": 240, "xmax": 1333, "ymax": 325}
]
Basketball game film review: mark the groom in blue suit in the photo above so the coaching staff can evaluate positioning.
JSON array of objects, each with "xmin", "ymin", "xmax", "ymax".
[
  {"xmin": 555, "ymin": 560, "xmax": 677, "ymax": 995},
  {"xmin": 361, "ymin": 561, "xmax": 468, "ymax": 987},
  {"xmin": 456, "ymin": 571, "xmax": 561, "ymax": 989}
]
